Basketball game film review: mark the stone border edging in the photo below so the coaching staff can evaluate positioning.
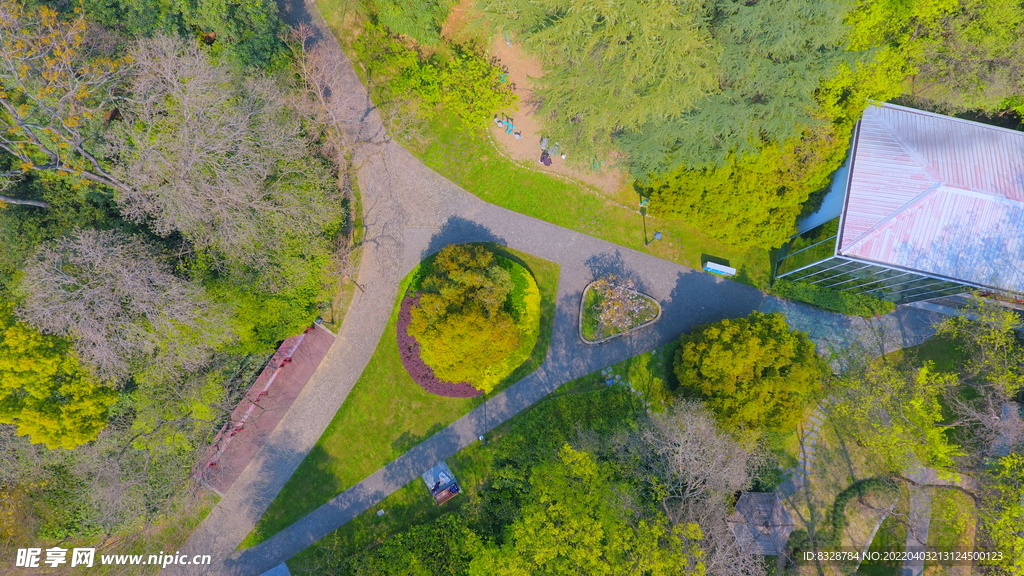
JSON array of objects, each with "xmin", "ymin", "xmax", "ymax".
[{"xmin": 578, "ymin": 281, "xmax": 663, "ymax": 345}]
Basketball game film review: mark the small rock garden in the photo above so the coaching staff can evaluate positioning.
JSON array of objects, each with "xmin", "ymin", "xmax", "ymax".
[{"xmin": 580, "ymin": 275, "xmax": 661, "ymax": 343}]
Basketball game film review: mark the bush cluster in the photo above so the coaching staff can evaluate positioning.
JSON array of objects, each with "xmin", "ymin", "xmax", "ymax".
[
  {"xmin": 397, "ymin": 294, "xmax": 483, "ymax": 398},
  {"xmin": 407, "ymin": 245, "xmax": 540, "ymax": 394},
  {"xmin": 674, "ymin": 311, "xmax": 825, "ymax": 441},
  {"xmin": 354, "ymin": 23, "xmax": 517, "ymax": 127},
  {"xmin": 771, "ymin": 279, "xmax": 896, "ymax": 317}
]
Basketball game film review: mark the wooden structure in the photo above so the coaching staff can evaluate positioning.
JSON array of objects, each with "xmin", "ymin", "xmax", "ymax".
[
  {"xmin": 422, "ymin": 461, "xmax": 461, "ymax": 505},
  {"xmin": 726, "ymin": 492, "xmax": 795, "ymax": 555}
]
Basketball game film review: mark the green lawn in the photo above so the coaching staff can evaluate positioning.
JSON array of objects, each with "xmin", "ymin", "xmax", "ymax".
[
  {"xmin": 284, "ymin": 425, "xmax": 497, "ymax": 575},
  {"xmin": 241, "ymin": 246, "xmax": 559, "ymax": 546},
  {"xmin": 285, "ymin": 359, "xmax": 648, "ymax": 574},
  {"xmin": 409, "ymin": 117, "xmax": 771, "ymax": 286}
]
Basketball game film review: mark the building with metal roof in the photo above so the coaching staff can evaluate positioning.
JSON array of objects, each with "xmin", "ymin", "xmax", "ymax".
[{"xmin": 773, "ymin": 102, "xmax": 1024, "ymax": 304}]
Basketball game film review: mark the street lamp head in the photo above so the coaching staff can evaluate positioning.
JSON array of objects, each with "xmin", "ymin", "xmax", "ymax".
[{"xmin": 653, "ymin": 231, "xmax": 663, "ymax": 241}]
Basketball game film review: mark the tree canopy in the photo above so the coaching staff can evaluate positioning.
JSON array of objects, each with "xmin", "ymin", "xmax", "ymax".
[
  {"xmin": 674, "ymin": 311, "xmax": 825, "ymax": 439},
  {"xmin": 480, "ymin": 0, "xmax": 718, "ymax": 161},
  {"xmin": 831, "ymin": 363, "xmax": 963, "ymax": 473},
  {"xmin": 112, "ymin": 35, "xmax": 343, "ymax": 292},
  {"xmin": 0, "ymin": 1, "xmax": 129, "ymax": 200},
  {"xmin": 81, "ymin": 0, "xmax": 286, "ymax": 67},
  {"xmin": 0, "ymin": 304, "xmax": 117, "ymax": 449},
  {"xmin": 468, "ymin": 444, "xmax": 706, "ymax": 576},
  {"xmin": 409, "ymin": 244, "xmax": 539, "ymax": 392},
  {"xmin": 16, "ymin": 229, "xmax": 228, "ymax": 382}
]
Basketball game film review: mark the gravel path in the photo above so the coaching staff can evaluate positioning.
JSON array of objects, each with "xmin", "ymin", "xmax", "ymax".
[{"xmin": 168, "ymin": 1, "xmax": 948, "ymax": 573}]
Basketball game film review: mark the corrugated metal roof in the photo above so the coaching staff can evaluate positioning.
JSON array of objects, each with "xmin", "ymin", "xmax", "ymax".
[{"xmin": 839, "ymin": 103, "xmax": 1024, "ymax": 293}]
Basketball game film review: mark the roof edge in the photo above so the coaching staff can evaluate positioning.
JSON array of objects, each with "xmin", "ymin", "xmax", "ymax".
[{"xmin": 873, "ymin": 101, "xmax": 1024, "ymax": 139}]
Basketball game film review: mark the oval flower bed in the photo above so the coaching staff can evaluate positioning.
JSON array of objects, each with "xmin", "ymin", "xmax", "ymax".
[
  {"xmin": 399, "ymin": 244, "xmax": 542, "ymax": 397},
  {"xmin": 580, "ymin": 276, "xmax": 661, "ymax": 344}
]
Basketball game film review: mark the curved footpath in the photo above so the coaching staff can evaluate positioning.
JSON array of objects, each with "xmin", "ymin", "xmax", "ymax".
[{"xmin": 170, "ymin": 1, "xmax": 945, "ymax": 573}]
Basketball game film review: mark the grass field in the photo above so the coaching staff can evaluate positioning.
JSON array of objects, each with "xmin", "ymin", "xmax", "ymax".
[
  {"xmin": 241, "ymin": 246, "xmax": 559, "ymax": 546},
  {"xmin": 410, "ymin": 117, "xmax": 772, "ymax": 286}
]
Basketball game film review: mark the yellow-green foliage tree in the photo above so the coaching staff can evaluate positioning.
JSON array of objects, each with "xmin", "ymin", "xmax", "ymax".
[
  {"xmin": 674, "ymin": 311, "xmax": 824, "ymax": 439},
  {"xmin": 978, "ymin": 453, "xmax": 1024, "ymax": 575},
  {"xmin": 410, "ymin": 245, "xmax": 539, "ymax": 392},
  {"xmin": 0, "ymin": 304, "xmax": 116, "ymax": 449},
  {"xmin": 468, "ymin": 444, "xmax": 706, "ymax": 576},
  {"xmin": 644, "ymin": 128, "xmax": 848, "ymax": 250},
  {"xmin": 831, "ymin": 363, "xmax": 963, "ymax": 473}
]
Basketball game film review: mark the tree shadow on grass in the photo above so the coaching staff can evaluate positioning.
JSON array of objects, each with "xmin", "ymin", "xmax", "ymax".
[
  {"xmin": 243, "ymin": 443, "xmax": 342, "ymax": 548},
  {"xmin": 391, "ymin": 423, "xmax": 446, "ymax": 455}
]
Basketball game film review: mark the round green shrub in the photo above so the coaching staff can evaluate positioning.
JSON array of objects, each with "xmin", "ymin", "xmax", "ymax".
[{"xmin": 409, "ymin": 244, "xmax": 540, "ymax": 393}]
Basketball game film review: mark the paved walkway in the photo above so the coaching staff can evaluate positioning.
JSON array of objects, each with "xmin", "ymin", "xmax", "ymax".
[{"xmin": 168, "ymin": 1, "xmax": 947, "ymax": 573}]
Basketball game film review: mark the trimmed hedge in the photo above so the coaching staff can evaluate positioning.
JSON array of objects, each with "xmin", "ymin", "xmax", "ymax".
[{"xmin": 771, "ymin": 279, "xmax": 896, "ymax": 317}]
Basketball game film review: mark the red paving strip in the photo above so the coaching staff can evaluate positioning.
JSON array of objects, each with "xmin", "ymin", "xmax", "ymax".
[{"xmin": 195, "ymin": 324, "xmax": 336, "ymax": 494}]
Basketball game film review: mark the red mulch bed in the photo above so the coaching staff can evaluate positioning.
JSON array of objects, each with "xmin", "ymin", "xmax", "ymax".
[{"xmin": 397, "ymin": 294, "xmax": 483, "ymax": 398}]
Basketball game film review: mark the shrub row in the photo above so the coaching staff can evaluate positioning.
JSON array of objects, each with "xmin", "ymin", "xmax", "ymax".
[{"xmin": 771, "ymin": 279, "xmax": 896, "ymax": 317}]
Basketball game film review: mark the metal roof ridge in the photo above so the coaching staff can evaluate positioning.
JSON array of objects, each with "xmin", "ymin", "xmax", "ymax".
[
  {"xmin": 936, "ymin": 184, "xmax": 1023, "ymax": 206},
  {"xmin": 840, "ymin": 181, "xmax": 942, "ymax": 254},
  {"xmin": 872, "ymin": 105, "xmax": 944, "ymax": 183},
  {"xmin": 877, "ymin": 101, "xmax": 1024, "ymax": 139}
]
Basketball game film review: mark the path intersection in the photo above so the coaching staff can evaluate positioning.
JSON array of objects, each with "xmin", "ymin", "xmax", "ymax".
[{"xmin": 169, "ymin": 1, "xmax": 945, "ymax": 573}]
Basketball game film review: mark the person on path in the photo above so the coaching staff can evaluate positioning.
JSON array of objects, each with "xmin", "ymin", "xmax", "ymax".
[{"xmin": 540, "ymin": 136, "xmax": 549, "ymax": 151}]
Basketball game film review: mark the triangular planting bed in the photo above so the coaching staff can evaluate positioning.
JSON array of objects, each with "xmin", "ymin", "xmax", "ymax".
[{"xmin": 579, "ymin": 281, "xmax": 662, "ymax": 344}]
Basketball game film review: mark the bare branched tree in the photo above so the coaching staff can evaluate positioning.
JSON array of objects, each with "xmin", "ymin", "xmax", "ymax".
[
  {"xmin": 109, "ymin": 35, "xmax": 343, "ymax": 286},
  {"xmin": 16, "ymin": 229, "xmax": 229, "ymax": 382},
  {"xmin": 625, "ymin": 401, "xmax": 768, "ymax": 576},
  {"xmin": 0, "ymin": 1, "xmax": 131, "ymax": 203}
]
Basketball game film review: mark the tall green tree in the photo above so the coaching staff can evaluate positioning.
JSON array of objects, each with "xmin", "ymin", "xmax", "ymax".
[
  {"xmin": 831, "ymin": 363, "xmax": 963, "ymax": 473},
  {"xmin": 978, "ymin": 453, "xmax": 1024, "ymax": 576},
  {"xmin": 907, "ymin": 0, "xmax": 1024, "ymax": 114},
  {"xmin": 80, "ymin": 0, "xmax": 286, "ymax": 67},
  {"xmin": 622, "ymin": 0, "xmax": 855, "ymax": 175},
  {"xmin": 480, "ymin": 0, "xmax": 718, "ymax": 162},
  {"xmin": 370, "ymin": 0, "xmax": 453, "ymax": 46},
  {"xmin": 641, "ymin": 127, "xmax": 847, "ymax": 249},
  {"xmin": 469, "ymin": 444, "xmax": 706, "ymax": 576},
  {"xmin": 674, "ymin": 311, "xmax": 825, "ymax": 440}
]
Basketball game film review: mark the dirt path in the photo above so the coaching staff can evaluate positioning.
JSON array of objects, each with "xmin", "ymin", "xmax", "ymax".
[{"xmin": 486, "ymin": 37, "xmax": 629, "ymax": 196}]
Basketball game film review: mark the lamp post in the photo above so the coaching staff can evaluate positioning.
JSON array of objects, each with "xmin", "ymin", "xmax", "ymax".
[{"xmin": 639, "ymin": 197, "xmax": 662, "ymax": 247}]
